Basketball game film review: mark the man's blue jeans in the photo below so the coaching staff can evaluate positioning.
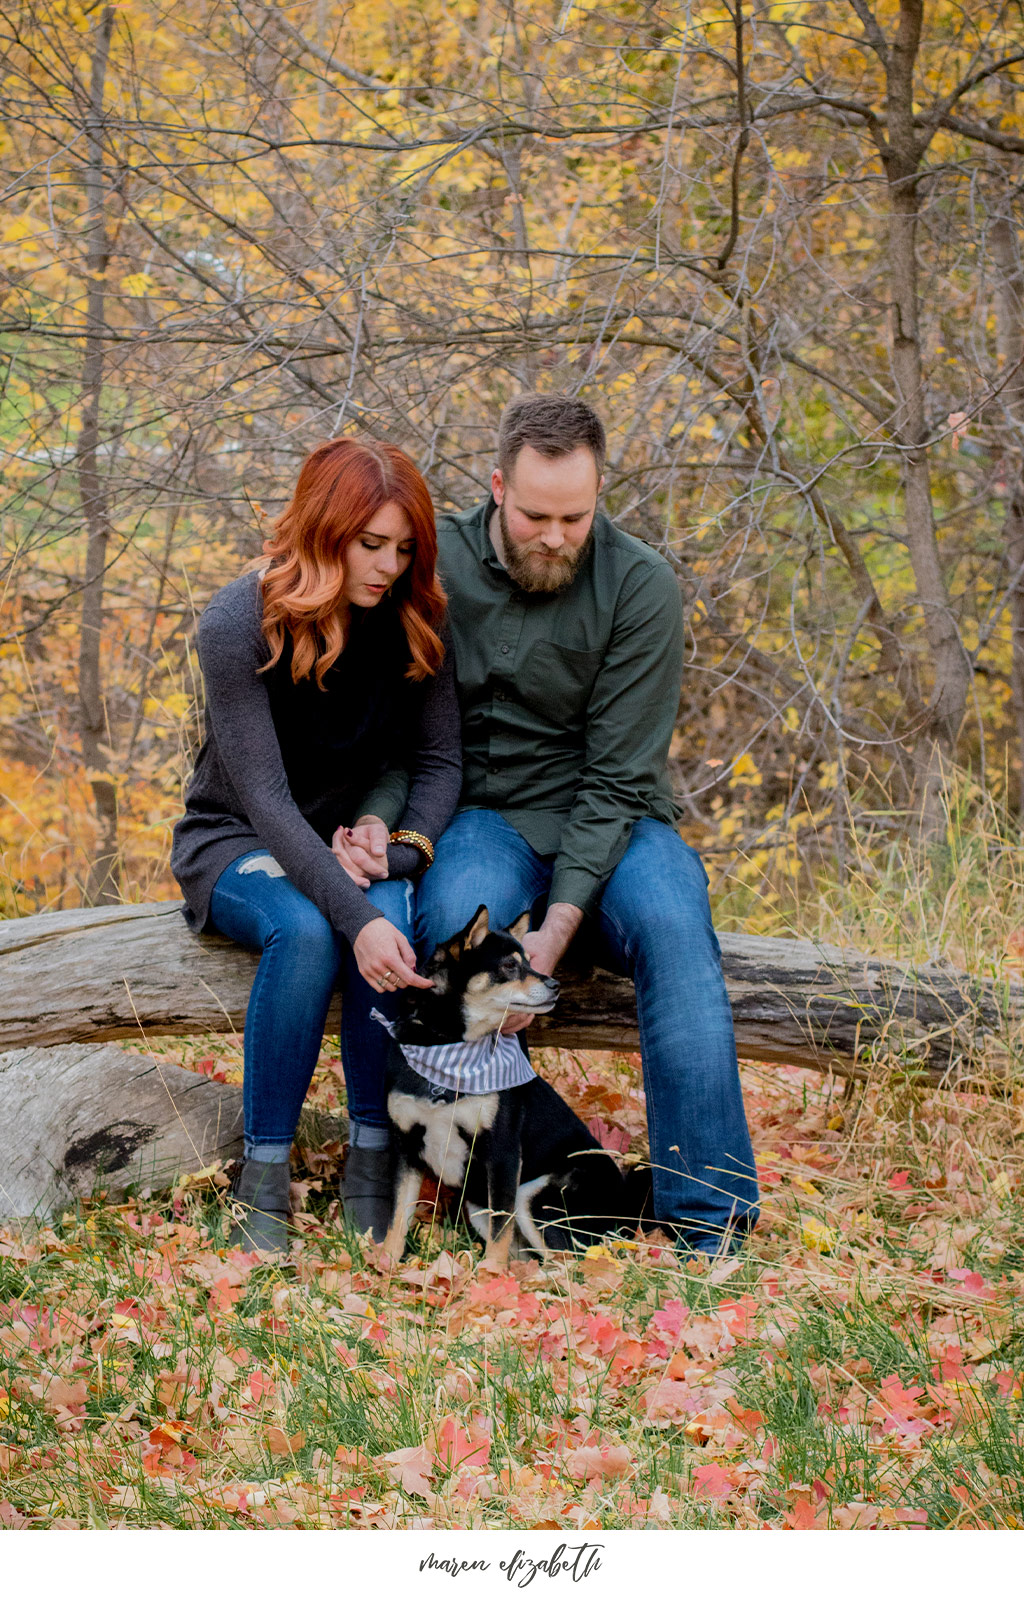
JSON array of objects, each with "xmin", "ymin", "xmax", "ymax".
[
  {"xmin": 415, "ymin": 810, "xmax": 760, "ymax": 1252},
  {"xmin": 210, "ymin": 852, "xmax": 414, "ymax": 1158}
]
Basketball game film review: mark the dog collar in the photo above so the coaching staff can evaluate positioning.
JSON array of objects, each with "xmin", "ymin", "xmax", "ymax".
[{"xmin": 371, "ymin": 1010, "xmax": 537, "ymax": 1095}]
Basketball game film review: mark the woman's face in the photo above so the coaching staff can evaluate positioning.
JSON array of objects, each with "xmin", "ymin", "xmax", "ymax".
[{"xmin": 342, "ymin": 500, "xmax": 415, "ymax": 609}]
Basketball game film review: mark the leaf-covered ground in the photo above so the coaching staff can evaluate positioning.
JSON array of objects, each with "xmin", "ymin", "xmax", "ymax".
[{"xmin": 2, "ymin": 1044, "xmax": 1022, "ymax": 1530}]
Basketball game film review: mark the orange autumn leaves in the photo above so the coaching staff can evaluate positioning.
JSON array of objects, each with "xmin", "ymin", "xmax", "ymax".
[
  {"xmin": 0, "ymin": 1220, "xmax": 736, "ymax": 1528},
  {"xmin": 2, "ymin": 1038, "xmax": 1023, "ymax": 1530},
  {"xmin": 0, "ymin": 1210, "xmax": 1020, "ymax": 1529},
  {"xmin": 383, "ymin": 1415, "xmax": 492, "ymax": 1502}
]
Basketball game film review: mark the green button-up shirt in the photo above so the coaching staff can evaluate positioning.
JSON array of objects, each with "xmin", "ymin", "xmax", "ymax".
[{"xmin": 367, "ymin": 496, "xmax": 684, "ymax": 917}]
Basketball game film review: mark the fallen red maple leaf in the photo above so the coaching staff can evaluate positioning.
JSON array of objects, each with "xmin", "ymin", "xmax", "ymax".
[
  {"xmin": 692, "ymin": 1461, "xmax": 735, "ymax": 1501},
  {"xmin": 266, "ymin": 1425, "xmax": 305, "ymax": 1457},
  {"xmin": 564, "ymin": 1442, "xmax": 632, "ymax": 1482},
  {"xmin": 785, "ymin": 1497, "xmax": 821, "ymax": 1529},
  {"xmin": 431, "ymin": 1414, "xmax": 492, "ymax": 1475},
  {"xmin": 209, "ymin": 1277, "xmax": 244, "ymax": 1313},
  {"xmin": 717, "ymin": 1294, "xmax": 759, "ymax": 1340},
  {"xmin": 651, "ymin": 1299, "xmax": 686, "ymax": 1339},
  {"xmin": 380, "ymin": 1443, "xmax": 434, "ymax": 1497},
  {"xmin": 586, "ymin": 1116, "xmax": 631, "ymax": 1154}
]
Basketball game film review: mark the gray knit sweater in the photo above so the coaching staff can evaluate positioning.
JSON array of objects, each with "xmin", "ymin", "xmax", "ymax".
[{"xmin": 170, "ymin": 570, "xmax": 462, "ymax": 944}]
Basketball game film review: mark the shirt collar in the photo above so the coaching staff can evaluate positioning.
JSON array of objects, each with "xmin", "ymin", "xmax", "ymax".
[{"xmin": 471, "ymin": 495, "xmax": 510, "ymax": 578}]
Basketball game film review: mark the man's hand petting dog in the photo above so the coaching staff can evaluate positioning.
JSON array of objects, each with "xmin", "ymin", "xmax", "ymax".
[
  {"xmin": 353, "ymin": 918, "xmax": 432, "ymax": 993},
  {"xmin": 499, "ymin": 902, "xmax": 583, "ymax": 1034},
  {"xmin": 331, "ymin": 814, "xmax": 390, "ymax": 888}
]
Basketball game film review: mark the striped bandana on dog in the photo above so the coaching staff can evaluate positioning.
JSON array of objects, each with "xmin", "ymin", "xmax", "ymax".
[{"xmin": 371, "ymin": 1009, "xmax": 537, "ymax": 1095}]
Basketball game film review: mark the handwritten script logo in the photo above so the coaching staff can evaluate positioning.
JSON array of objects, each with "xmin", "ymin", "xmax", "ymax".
[{"xmin": 418, "ymin": 1543, "xmax": 604, "ymax": 1585}]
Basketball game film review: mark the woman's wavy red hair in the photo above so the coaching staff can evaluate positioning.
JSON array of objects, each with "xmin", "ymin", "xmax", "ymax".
[{"xmin": 257, "ymin": 437, "xmax": 446, "ymax": 688}]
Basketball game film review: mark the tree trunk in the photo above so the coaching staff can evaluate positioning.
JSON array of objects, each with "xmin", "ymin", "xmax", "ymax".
[
  {"xmin": 884, "ymin": 1, "xmax": 971, "ymax": 831},
  {"xmin": 990, "ymin": 212, "xmax": 1024, "ymax": 819},
  {"xmin": 76, "ymin": 6, "xmax": 120, "ymax": 905}
]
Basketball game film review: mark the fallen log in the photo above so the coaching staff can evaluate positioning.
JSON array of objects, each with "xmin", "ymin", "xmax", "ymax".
[
  {"xmin": 1, "ymin": 900, "xmax": 1020, "ymax": 1215},
  {"xmin": 1, "ymin": 898, "xmax": 1018, "ymax": 1075}
]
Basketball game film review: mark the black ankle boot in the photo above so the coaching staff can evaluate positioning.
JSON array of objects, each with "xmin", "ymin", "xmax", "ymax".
[
  {"xmin": 226, "ymin": 1158, "xmax": 291, "ymax": 1255},
  {"xmin": 340, "ymin": 1144, "xmax": 394, "ymax": 1243}
]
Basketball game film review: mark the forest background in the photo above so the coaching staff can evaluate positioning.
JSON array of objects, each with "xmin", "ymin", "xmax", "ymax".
[{"xmin": 3, "ymin": 0, "xmax": 1024, "ymax": 918}]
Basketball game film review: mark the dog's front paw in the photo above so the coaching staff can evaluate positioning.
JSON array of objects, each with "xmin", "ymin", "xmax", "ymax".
[
  {"xmin": 371, "ymin": 1232, "xmax": 407, "ymax": 1274},
  {"xmin": 479, "ymin": 1238, "xmax": 513, "ymax": 1275}
]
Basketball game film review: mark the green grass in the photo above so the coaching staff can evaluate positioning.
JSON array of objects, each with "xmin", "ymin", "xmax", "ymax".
[{"xmin": 2, "ymin": 1033, "xmax": 1022, "ymax": 1531}]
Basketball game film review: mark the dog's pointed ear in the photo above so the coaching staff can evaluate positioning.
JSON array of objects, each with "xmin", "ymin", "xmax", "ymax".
[
  {"xmin": 442, "ymin": 905, "xmax": 491, "ymax": 961},
  {"xmin": 463, "ymin": 904, "xmax": 490, "ymax": 950},
  {"xmin": 508, "ymin": 911, "xmax": 530, "ymax": 944}
]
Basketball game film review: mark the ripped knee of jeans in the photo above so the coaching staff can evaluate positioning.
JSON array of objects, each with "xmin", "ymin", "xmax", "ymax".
[{"xmin": 237, "ymin": 853, "xmax": 286, "ymax": 878}]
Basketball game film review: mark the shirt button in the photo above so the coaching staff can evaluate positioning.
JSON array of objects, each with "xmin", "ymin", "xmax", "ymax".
[
  {"xmin": 500, "ymin": 644, "xmax": 510, "ymax": 655},
  {"xmin": 488, "ymin": 766, "xmax": 498, "ymax": 775}
]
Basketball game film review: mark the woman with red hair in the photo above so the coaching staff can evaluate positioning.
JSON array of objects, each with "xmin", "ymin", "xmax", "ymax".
[{"xmin": 171, "ymin": 438, "xmax": 461, "ymax": 1253}]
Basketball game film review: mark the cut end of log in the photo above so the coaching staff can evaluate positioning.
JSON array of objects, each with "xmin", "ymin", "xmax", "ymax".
[{"xmin": 0, "ymin": 1041, "xmax": 243, "ymax": 1218}]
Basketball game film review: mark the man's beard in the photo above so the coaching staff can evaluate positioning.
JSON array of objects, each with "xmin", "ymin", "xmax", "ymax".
[{"xmin": 498, "ymin": 500, "xmax": 592, "ymax": 594}]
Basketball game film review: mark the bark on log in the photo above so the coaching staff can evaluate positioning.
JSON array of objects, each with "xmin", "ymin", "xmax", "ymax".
[{"xmin": 0, "ymin": 899, "xmax": 1017, "ymax": 1080}]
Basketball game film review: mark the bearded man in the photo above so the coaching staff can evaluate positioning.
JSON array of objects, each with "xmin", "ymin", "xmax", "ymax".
[{"xmin": 344, "ymin": 394, "xmax": 759, "ymax": 1253}]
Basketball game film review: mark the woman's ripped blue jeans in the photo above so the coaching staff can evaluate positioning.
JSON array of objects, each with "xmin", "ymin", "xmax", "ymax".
[{"xmin": 209, "ymin": 852, "xmax": 414, "ymax": 1159}]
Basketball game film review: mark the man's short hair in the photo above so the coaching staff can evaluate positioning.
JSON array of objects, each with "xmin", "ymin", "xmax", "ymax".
[{"xmin": 496, "ymin": 394, "xmax": 606, "ymax": 480}]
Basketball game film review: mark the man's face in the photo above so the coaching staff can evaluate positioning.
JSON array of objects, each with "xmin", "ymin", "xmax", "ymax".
[{"xmin": 492, "ymin": 444, "xmax": 602, "ymax": 593}]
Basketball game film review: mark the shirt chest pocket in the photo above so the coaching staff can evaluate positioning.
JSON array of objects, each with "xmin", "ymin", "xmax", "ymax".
[{"xmin": 519, "ymin": 640, "xmax": 605, "ymax": 722}]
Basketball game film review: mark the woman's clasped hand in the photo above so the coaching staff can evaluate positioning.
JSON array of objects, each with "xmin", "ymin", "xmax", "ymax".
[
  {"xmin": 330, "ymin": 816, "xmax": 431, "ymax": 993},
  {"xmin": 331, "ymin": 815, "xmax": 390, "ymax": 887}
]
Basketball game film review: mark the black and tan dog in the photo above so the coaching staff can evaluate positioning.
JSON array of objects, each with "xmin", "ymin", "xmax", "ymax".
[{"xmin": 378, "ymin": 906, "xmax": 647, "ymax": 1269}]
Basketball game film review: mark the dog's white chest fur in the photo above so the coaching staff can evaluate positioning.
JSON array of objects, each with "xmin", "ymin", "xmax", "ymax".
[{"xmin": 387, "ymin": 1090, "xmax": 499, "ymax": 1187}]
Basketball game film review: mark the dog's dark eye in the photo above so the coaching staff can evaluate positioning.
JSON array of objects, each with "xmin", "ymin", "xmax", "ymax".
[{"xmin": 500, "ymin": 957, "xmax": 520, "ymax": 977}]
